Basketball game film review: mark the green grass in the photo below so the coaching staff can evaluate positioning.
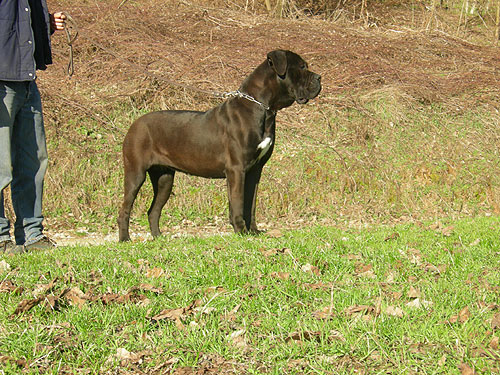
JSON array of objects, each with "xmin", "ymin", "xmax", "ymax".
[{"xmin": 1, "ymin": 216, "xmax": 499, "ymax": 374}]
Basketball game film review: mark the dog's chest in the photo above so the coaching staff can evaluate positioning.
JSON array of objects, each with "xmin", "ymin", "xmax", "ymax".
[
  {"xmin": 247, "ymin": 136, "xmax": 273, "ymax": 170},
  {"xmin": 257, "ymin": 137, "xmax": 272, "ymax": 159}
]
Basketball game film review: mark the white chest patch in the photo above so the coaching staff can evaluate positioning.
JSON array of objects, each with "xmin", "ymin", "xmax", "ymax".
[{"xmin": 256, "ymin": 137, "xmax": 272, "ymax": 161}]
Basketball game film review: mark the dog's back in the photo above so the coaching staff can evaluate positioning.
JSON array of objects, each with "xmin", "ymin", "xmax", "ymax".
[{"xmin": 123, "ymin": 109, "xmax": 227, "ymax": 178}]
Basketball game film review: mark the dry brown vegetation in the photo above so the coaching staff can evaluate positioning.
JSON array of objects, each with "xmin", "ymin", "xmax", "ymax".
[{"xmin": 24, "ymin": 0, "xmax": 500, "ymax": 238}]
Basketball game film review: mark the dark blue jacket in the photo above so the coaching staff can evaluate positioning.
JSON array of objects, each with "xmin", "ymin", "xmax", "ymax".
[{"xmin": 0, "ymin": 0, "xmax": 53, "ymax": 81}]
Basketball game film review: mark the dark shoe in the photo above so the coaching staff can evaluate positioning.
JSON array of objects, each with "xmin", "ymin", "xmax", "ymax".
[
  {"xmin": 24, "ymin": 236, "xmax": 56, "ymax": 252},
  {"xmin": 0, "ymin": 240, "xmax": 24, "ymax": 255}
]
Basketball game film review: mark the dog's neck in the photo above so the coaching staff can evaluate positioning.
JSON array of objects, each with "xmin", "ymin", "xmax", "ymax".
[{"xmin": 239, "ymin": 61, "xmax": 295, "ymax": 112}]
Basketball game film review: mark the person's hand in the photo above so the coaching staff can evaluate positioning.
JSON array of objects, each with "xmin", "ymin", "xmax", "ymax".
[{"xmin": 50, "ymin": 12, "xmax": 66, "ymax": 32}]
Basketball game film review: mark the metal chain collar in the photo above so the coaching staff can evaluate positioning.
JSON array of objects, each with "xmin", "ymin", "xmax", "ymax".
[{"xmin": 224, "ymin": 90, "xmax": 270, "ymax": 111}]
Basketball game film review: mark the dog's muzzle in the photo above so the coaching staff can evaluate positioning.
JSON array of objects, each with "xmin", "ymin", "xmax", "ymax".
[{"xmin": 296, "ymin": 73, "xmax": 322, "ymax": 104}]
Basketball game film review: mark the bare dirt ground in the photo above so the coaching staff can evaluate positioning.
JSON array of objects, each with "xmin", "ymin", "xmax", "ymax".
[{"xmin": 36, "ymin": 0, "xmax": 500, "ymax": 246}]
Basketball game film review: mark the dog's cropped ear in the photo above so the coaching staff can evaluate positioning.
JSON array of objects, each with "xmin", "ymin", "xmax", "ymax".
[{"xmin": 267, "ymin": 50, "xmax": 287, "ymax": 79}]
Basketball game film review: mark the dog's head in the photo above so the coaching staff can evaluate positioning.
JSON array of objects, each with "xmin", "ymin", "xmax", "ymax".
[{"xmin": 267, "ymin": 50, "xmax": 321, "ymax": 105}]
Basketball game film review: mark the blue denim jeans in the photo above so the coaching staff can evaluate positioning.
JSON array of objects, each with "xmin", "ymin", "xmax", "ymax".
[{"xmin": 0, "ymin": 80, "xmax": 48, "ymax": 245}]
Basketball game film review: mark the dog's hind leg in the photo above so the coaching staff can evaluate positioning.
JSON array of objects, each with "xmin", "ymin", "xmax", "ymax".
[
  {"xmin": 147, "ymin": 167, "xmax": 175, "ymax": 238},
  {"xmin": 118, "ymin": 167, "xmax": 147, "ymax": 242}
]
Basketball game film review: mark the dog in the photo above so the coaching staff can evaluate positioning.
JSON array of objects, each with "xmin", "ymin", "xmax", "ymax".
[{"xmin": 118, "ymin": 50, "xmax": 321, "ymax": 241}]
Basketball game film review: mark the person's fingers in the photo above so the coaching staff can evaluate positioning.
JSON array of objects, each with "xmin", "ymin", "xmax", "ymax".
[
  {"xmin": 52, "ymin": 12, "xmax": 66, "ymax": 30},
  {"xmin": 53, "ymin": 12, "xmax": 67, "ymax": 20}
]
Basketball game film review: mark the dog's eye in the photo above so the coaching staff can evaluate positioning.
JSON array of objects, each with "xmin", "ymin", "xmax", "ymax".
[{"xmin": 301, "ymin": 64, "xmax": 307, "ymax": 70}]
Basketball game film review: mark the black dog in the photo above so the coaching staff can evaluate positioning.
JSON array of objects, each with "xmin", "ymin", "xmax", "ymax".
[{"xmin": 118, "ymin": 50, "xmax": 321, "ymax": 241}]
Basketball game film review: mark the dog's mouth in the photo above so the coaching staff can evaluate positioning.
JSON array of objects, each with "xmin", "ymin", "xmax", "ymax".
[
  {"xmin": 295, "ymin": 76, "xmax": 322, "ymax": 105},
  {"xmin": 295, "ymin": 86, "xmax": 321, "ymax": 105}
]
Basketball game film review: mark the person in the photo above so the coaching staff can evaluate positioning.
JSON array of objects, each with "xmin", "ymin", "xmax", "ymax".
[{"xmin": 0, "ymin": 0, "xmax": 66, "ymax": 254}]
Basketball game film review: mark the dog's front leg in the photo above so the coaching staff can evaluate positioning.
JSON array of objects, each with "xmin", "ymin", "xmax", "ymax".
[
  {"xmin": 244, "ymin": 167, "xmax": 263, "ymax": 233},
  {"xmin": 226, "ymin": 168, "xmax": 247, "ymax": 233}
]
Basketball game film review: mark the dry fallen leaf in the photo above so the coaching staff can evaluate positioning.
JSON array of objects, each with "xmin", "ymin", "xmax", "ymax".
[
  {"xmin": 196, "ymin": 306, "xmax": 217, "ymax": 315},
  {"xmin": 430, "ymin": 222, "xmax": 455, "ymax": 236},
  {"xmin": 369, "ymin": 351, "xmax": 382, "ymax": 361},
  {"xmin": 286, "ymin": 330, "xmax": 322, "ymax": 344},
  {"xmin": 374, "ymin": 297, "xmax": 382, "ymax": 317},
  {"xmin": 205, "ymin": 286, "xmax": 225, "ymax": 295},
  {"xmin": 122, "ymin": 261, "xmax": 136, "ymax": 272},
  {"xmin": 355, "ymin": 263, "xmax": 372, "ymax": 274},
  {"xmin": 0, "ymin": 355, "xmax": 27, "ymax": 369},
  {"xmin": 355, "ymin": 263, "xmax": 377, "ymax": 279},
  {"xmin": 260, "ymin": 247, "xmax": 291, "ymax": 257},
  {"xmin": 33, "ymin": 277, "xmax": 58, "ymax": 297},
  {"xmin": 358, "ymin": 269, "xmax": 377, "ymax": 279},
  {"xmin": 406, "ymin": 298, "xmax": 433, "ymax": 309},
  {"xmin": 424, "ymin": 263, "xmax": 447, "ymax": 274},
  {"xmin": 152, "ymin": 307, "xmax": 185, "ymax": 321},
  {"xmin": 0, "ymin": 280, "xmax": 23, "ymax": 294},
  {"xmin": 392, "ymin": 292, "xmax": 403, "ymax": 300},
  {"xmin": 115, "ymin": 347, "xmax": 133, "ymax": 361},
  {"xmin": 491, "ymin": 313, "xmax": 500, "ymax": 330},
  {"xmin": 12, "ymin": 297, "xmax": 44, "ymax": 316},
  {"xmin": 448, "ymin": 306, "xmax": 472, "ymax": 325},
  {"xmin": 312, "ymin": 306, "xmax": 335, "ymax": 320},
  {"xmin": 428, "ymin": 222, "xmax": 441, "ymax": 230},
  {"xmin": 0, "ymin": 260, "xmax": 11, "ymax": 273},
  {"xmin": 113, "ymin": 348, "xmax": 152, "ymax": 365},
  {"xmin": 441, "ymin": 225, "xmax": 455, "ymax": 237},
  {"xmin": 52, "ymin": 329, "xmax": 78, "ymax": 350},
  {"xmin": 384, "ymin": 232, "xmax": 399, "ymax": 241},
  {"xmin": 385, "ymin": 271, "xmax": 397, "ymax": 283},
  {"xmin": 44, "ymin": 294, "xmax": 64, "ymax": 312},
  {"xmin": 260, "ymin": 248, "xmax": 278, "ymax": 257},
  {"xmin": 280, "ymin": 248, "xmax": 292, "ymax": 255},
  {"xmin": 150, "ymin": 300, "xmax": 201, "ymax": 330},
  {"xmin": 228, "ymin": 329, "xmax": 248, "ymax": 350},
  {"xmin": 270, "ymin": 271, "xmax": 290, "ymax": 281},
  {"xmin": 266, "ymin": 229, "xmax": 283, "ymax": 238},
  {"xmin": 328, "ymin": 330, "xmax": 346, "ymax": 342},
  {"xmin": 408, "ymin": 286, "xmax": 421, "ymax": 299},
  {"xmin": 99, "ymin": 289, "xmax": 147, "ymax": 306},
  {"xmin": 302, "ymin": 281, "xmax": 331, "ymax": 290},
  {"xmin": 225, "ymin": 304, "xmax": 241, "ymax": 322},
  {"xmin": 342, "ymin": 253, "xmax": 362, "ymax": 260},
  {"xmin": 189, "ymin": 321, "xmax": 200, "ymax": 329},
  {"xmin": 64, "ymin": 287, "xmax": 87, "ymax": 308},
  {"xmin": 459, "ymin": 306, "xmax": 471, "ymax": 323},
  {"xmin": 385, "ymin": 305, "xmax": 404, "ymax": 318},
  {"xmin": 469, "ymin": 239, "xmax": 480, "ymax": 247},
  {"xmin": 345, "ymin": 305, "xmax": 375, "ymax": 316},
  {"xmin": 145, "ymin": 267, "xmax": 165, "ymax": 279},
  {"xmin": 458, "ymin": 362, "xmax": 475, "ymax": 375},
  {"xmin": 129, "ymin": 283, "xmax": 163, "ymax": 295},
  {"xmin": 490, "ymin": 336, "xmax": 499, "ymax": 350},
  {"xmin": 301, "ymin": 263, "xmax": 321, "ymax": 276},
  {"xmin": 287, "ymin": 358, "xmax": 309, "ymax": 370},
  {"xmin": 437, "ymin": 354, "xmax": 447, "ymax": 366},
  {"xmin": 406, "ymin": 248, "xmax": 423, "ymax": 266}
]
